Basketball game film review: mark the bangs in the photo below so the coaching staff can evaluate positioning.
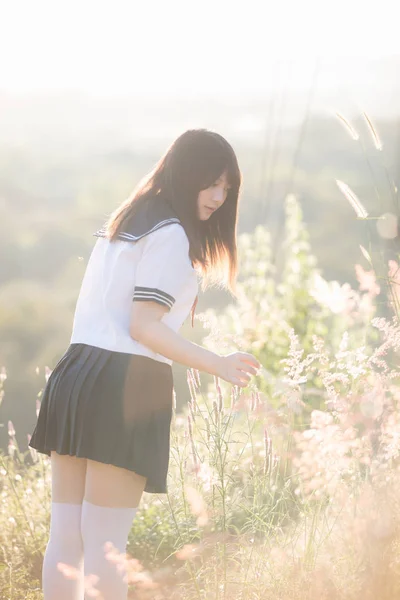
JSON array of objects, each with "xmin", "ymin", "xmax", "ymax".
[{"xmin": 198, "ymin": 144, "xmax": 241, "ymax": 192}]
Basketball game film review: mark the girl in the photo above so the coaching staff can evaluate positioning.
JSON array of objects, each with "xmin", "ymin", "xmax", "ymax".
[{"xmin": 29, "ymin": 128, "xmax": 260, "ymax": 600}]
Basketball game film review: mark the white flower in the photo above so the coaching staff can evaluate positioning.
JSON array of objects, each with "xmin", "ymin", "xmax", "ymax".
[{"xmin": 310, "ymin": 273, "xmax": 358, "ymax": 314}]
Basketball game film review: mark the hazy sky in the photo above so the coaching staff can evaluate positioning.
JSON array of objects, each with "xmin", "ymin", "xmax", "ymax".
[{"xmin": 1, "ymin": 0, "xmax": 399, "ymax": 98}]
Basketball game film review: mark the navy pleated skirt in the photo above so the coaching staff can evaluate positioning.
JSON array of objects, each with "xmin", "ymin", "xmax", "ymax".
[{"xmin": 29, "ymin": 343, "xmax": 174, "ymax": 494}]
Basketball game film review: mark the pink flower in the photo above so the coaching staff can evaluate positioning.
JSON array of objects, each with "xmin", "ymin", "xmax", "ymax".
[
  {"xmin": 310, "ymin": 273, "xmax": 358, "ymax": 315},
  {"xmin": 355, "ymin": 264, "xmax": 380, "ymax": 297},
  {"xmin": 192, "ymin": 368, "xmax": 201, "ymax": 388},
  {"xmin": 176, "ymin": 543, "xmax": 204, "ymax": 560},
  {"xmin": 57, "ymin": 563, "xmax": 81, "ymax": 580},
  {"xmin": 185, "ymin": 485, "xmax": 209, "ymax": 527}
]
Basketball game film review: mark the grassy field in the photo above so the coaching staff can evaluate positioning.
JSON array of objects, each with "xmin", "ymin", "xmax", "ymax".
[{"xmin": 2, "ymin": 310, "xmax": 400, "ymax": 599}]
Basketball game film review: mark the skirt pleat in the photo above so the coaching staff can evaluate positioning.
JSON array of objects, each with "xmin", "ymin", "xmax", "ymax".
[{"xmin": 29, "ymin": 343, "xmax": 174, "ymax": 494}]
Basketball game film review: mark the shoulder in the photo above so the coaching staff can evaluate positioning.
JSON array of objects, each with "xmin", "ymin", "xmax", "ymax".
[
  {"xmin": 142, "ymin": 222, "xmax": 190, "ymax": 253},
  {"xmin": 139, "ymin": 223, "xmax": 194, "ymax": 273}
]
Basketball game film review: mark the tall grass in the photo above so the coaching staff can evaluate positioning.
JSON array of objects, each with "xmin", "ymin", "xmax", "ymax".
[{"xmin": 3, "ymin": 307, "xmax": 400, "ymax": 599}]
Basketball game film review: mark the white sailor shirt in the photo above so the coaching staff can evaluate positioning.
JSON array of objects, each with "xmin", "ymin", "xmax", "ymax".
[{"xmin": 70, "ymin": 218, "xmax": 199, "ymax": 365}]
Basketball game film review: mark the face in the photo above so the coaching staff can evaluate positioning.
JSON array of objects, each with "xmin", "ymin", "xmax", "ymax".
[{"xmin": 197, "ymin": 171, "xmax": 231, "ymax": 221}]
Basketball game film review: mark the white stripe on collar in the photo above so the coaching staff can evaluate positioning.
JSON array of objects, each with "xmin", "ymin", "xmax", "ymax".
[{"xmin": 94, "ymin": 217, "xmax": 181, "ymax": 242}]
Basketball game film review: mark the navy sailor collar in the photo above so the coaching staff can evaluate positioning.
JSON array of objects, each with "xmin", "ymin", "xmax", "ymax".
[
  {"xmin": 93, "ymin": 196, "xmax": 181, "ymax": 242},
  {"xmin": 93, "ymin": 195, "xmax": 198, "ymax": 327}
]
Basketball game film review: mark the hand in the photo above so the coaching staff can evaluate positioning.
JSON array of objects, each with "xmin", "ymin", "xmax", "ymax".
[{"xmin": 216, "ymin": 352, "xmax": 260, "ymax": 388}]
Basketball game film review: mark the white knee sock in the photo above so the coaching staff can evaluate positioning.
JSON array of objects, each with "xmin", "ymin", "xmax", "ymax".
[
  {"xmin": 81, "ymin": 500, "xmax": 137, "ymax": 600},
  {"xmin": 42, "ymin": 502, "xmax": 84, "ymax": 600}
]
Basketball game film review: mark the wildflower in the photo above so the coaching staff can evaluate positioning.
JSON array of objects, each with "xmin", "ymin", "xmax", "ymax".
[
  {"xmin": 213, "ymin": 399, "xmax": 219, "ymax": 424},
  {"xmin": 57, "ymin": 563, "xmax": 80, "ymax": 580},
  {"xmin": 362, "ymin": 111, "xmax": 383, "ymax": 151},
  {"xmin": 187, "ymin": 415, "xmax": 198, "ymax": 467},
  {"xmin": 336, "ymin": 180, "xmax": 368, "ymax": 219},
  {"xmin": 192, "ymin": 368, "xmax": 201, "ymax": 388},
  {"xmin": 388, "ymin": 260, "xmax": 400, "ymax": 313},
  {"xmin": 310, "ymin": 273, "xmax": 358, "ymax": 315},
  {"xmin": 294, "ymin": 410, "xmax": 365, "ymax": 496},
  {"xmin": 188, "ymin": 398, "xmax": 196, "ymax": 422},
  {"xmin": 8, "ymin": 439, "xmax": 16, "ymax": 458},
  {"xmin": 185, "ymin": 485, "xmax": 209, "ymax": 526},
  {"xmin": 281, "ymin": 328, "xmax": 315, "ymax": 387},
  {"xmin": 204, "ymin": 415, "xmax": 211, "ymax": 444},
  {"xmin": 264, "ymin": 428, "xmax": 272, "ymax": 475},
  {"xmin": 335, "ymin": 111, "xmax": 359, "ymax": 140},
  {"xmin": 58, "ymin": 566, "xmax": 103, "ymax": 598},
  {"xmin": 0, "ymin": 366, "xmax": 6, "ymax": 383},
  {"xmin": 45, "ymin": 366, "xmax": 52, "ymax": 382},
  {"xmin": 286, "ymin": 390, "xmax": 306, "ymax": 414},
  {"xmin": 84, "ymin": 574, "xmax": 101, "ymax": 598},
  {"xmin": 355, "ymin": 264, "xmax": 380, "ymax": 297},
  {"xmin": 8, "ymin": 420, "xmax": 15, "ymax": 437},
  {"xmin": 195, "ymin": 460, "xmax": 216, "ymax": 492},
  {"xmin": 311, "ymin": 410, "xmax": 333, "ymax": 428},
  {"xmin": 103, "ymin": 542, "xmax": 157, "ymax": 588},
  {"xmin": 359, "ymin": 244, "xmax": 372, "ymax": 266},
  {"xmin": 359, "ymin": 383, "xmax": 384, "ymax": 419},
  {"xmin": 176, "ymin": 543, "xmax": 204, "ymax": 560},
  {"xmin": 187, "ymin": 369, "xmax": 197, "ymax": 402},
  {"xmin": 36, "ymin": 399, "xmax": 41, "ymax": 418},
  {"xmin": 215, "ymin": 376, "xmax": 223, "ymax": 412},
  {"xmin": 230, "ymin": 385, "xmax": 238, "ymax": 409}
]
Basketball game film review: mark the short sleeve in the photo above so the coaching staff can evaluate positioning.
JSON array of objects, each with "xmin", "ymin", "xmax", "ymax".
[{"xmin": 132, "ymin": 224, "xmax": 194, "ymax": 311}]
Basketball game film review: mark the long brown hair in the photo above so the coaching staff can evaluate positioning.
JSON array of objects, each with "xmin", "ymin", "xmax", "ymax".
[{"xmin": 104, "ymin": 129, "xmax": 242, "ymax": 293}]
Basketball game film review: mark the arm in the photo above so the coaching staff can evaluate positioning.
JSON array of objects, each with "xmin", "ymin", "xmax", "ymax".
[
  {"xmin": 129, "ymin": 224, "xmax": 259, "ymax": 386},
  {"xmin": 130, "ymin": 302, "xmax": 259, "ymax": 387}
]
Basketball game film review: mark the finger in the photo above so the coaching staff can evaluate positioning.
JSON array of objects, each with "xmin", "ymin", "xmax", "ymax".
[
  {"xmin": 239, "ymin": 365, "xmax": 258, "ymax": 377},
  {"xmin": 236, "ymin": 370, "xmax": 251, "ymax": 384},
  {"xmin": 227, "ymin": 373, "xmax": 249, "ymax": 387},
  {"xmin": 238, "ymin": 354, "xmax": 261, "ymax": 369},
  {"xmin": 237, "ymin": 364, "xmax": 257, "ymax": 377}
]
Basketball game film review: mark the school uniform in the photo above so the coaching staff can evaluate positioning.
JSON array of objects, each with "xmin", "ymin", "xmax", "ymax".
[{"xmin": 29, "ymin": 196, "xmax": 199, "ymax": 493}]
